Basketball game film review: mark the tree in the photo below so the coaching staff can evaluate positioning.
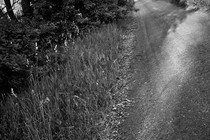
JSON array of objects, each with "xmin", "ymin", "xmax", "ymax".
[{"xmin": 4, "ymin": 0, "xmax": 17, "ymax": 20}]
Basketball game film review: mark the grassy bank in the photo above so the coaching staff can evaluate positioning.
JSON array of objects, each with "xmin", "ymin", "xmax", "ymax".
[{"xmin": 0, "ymin": 23, "xmax": 134, "ymax": 140}]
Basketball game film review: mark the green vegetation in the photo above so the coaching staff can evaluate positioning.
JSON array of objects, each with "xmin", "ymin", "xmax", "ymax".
[
  {"xmin": 190, "ymin": 0, "xmax": 210, "ymax": 8},
  {"xmin": 0, "ymin": 0, "xmax": 135, "ymax": 97},
  {"xmin": 0, "ymin": 23, "xmax": 133, "ymax": 140},
  {"xmin": 0, "ymin": 0, "xmax": 135, "ymax": 139},
  {"xmin": 171, "ymin": 0, "xmax": 188, "ymax": 7},
  {"xmin": 170, "ymin": 0, "xmax": 210, "ymax": 9}
]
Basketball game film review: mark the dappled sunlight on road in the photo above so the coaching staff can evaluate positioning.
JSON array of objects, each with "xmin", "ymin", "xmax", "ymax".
[
  {"xmin": 121, "ymin": 0, "xmax": 210, "ymax": 139},
  {"xmin": 158, "ymin": 11, "xmax": 207, "ymax": 96},
  {"xmin": 138, "ymin": 10, "xmax": 208, "ymax": 140}
]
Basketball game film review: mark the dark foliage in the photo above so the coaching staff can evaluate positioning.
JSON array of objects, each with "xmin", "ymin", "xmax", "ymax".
[
  {"xmin": 0, "ymin": 0, "xmax": 135, "ymax": 99},
  {"xmin": 171, "ymin": 0, "xmax": 187, "ymax": 7}
]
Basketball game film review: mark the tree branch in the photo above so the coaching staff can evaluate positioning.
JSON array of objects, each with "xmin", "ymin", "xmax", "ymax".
[{"xmin": 4, "ymin": 0, "xmax": 17, "ymax": 21}]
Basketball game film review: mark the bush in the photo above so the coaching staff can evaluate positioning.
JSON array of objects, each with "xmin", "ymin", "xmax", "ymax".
[
  {"xmin": 0, "ymin": 20, "xmax": 32, "ymax": 96},
  {"xmin": 0, "ymin": 18, "xmax": 68, "ymax": 98},
  {"xmin": 171, "ymin": 0, "xmax": 187, "ymax": 7}
]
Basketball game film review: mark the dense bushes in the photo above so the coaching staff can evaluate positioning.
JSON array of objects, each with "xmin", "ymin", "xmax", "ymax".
[
  {"xmin": 0, "ymin": 18, "xmax": 67, "ymax": 98},
  {"xmin": 171, "ymin": 0, "xmax": 187, "ymax": 7},
  {"xmin": 0, "ymin": 0, "xmax": 135, "ymax": 98},
  {"xmin": 0, "ymin": 20, "xmax": 31, "ymax": 95}
]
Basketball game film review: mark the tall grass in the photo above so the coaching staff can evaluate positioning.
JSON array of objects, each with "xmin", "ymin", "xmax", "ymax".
[{"xmin": 0, "ymin": 24, "xmax": 132, "ymax": 140}]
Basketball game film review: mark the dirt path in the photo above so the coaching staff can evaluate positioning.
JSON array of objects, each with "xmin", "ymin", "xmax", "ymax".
[{"xmin": 120, "ymin": 0, "xmax": 210, "ymax": 140}]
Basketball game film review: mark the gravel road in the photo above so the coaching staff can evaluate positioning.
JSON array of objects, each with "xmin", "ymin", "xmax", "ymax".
[{"xmin": 120, "ymin": 0, "xmax": 210, "ymax": 140}]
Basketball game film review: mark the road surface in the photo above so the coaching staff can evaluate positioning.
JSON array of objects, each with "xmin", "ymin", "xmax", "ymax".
[{"xmin": 120, "ymin": 0, "xmax": 210, "ymax": 140}]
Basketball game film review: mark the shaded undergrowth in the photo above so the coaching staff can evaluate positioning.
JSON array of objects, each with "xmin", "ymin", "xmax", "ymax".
[{"xmin": 0, "ymin": 23, "xmax": 134, "ymax": 140}]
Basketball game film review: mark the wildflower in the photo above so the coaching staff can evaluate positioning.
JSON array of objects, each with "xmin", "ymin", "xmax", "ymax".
[
  {"xmin": 54, "ymin": 45, "xmax": 58, "ymax": 53},
  {"xmin": 26, "ymin": 59, "xmax": 29, "ymax": 67},
  {"xmin": 11, "ymin": 88, "xmax": 17, "ymax": 98},
  {"xmin": 31, "ymin": 89, "xmax": 35, "ymax": 96},
  {"xmin": 64, "ymin": 39, "xmax": 68, "ymax": 47},
  {"xmin": 35, "ymin": 42, "xmax": 38, "ymax": 55},
  {"xmin": 77, "ymin": 13, "xmax": 82, "ymax": 17},
  {"xmin": 35, "ymin": 42, "xmax": 38, "ymax": 50},
  {"xmin": 68, "ymin": 33, "xmax": 72, "ymax": 39},
  {"xmin": 44, "ymin": 97, "xmax": 50, "ymax": 104},
  {"xmin": 40, "ymin": 97, "xmax": 50, "ymax": 107},
  {"xmin": 46, "ymin": 55, "xmax": 49, "ymax": 62}
]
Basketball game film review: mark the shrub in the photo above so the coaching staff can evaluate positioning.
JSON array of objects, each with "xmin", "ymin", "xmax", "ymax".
[
  {"xmin": 0, "ymin": 20, "xmax": 32, "ymax": 96},
  {"xmin": 171, "ymin": 0, "xmax": 187, "ymax": 7},
  {"xmin": 0, "ymin": 18, "xmax": 68, "ymax": 98}
]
